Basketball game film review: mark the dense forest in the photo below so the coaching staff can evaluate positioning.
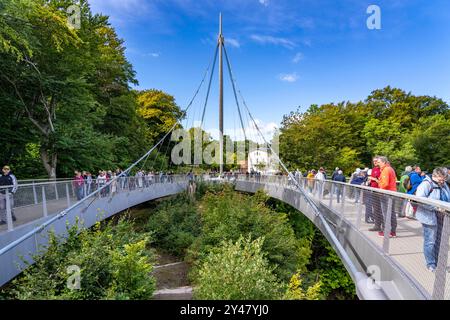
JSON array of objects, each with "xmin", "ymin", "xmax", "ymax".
[
  {"xmin": 0, "ymin": 0, "xmax": 185, "ymax": 178},
  {"xmin": 279, "ymin": 87, "xmax": 450, "ymax": 175}
]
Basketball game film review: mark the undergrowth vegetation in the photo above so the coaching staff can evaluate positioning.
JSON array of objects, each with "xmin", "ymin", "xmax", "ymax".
[{"xmin": 1, "ymin": 182, "xmax": 356, "ymax": 300}]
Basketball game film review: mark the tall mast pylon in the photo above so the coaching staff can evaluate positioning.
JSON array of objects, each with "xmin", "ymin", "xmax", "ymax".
[{"xmin": 218, "ymin": 13, "xmax": 224, "ymax": 176}]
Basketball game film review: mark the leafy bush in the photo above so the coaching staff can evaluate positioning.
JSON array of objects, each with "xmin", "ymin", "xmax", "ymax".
[
  {"xmin": 312, "ymin": 235, "xmax": 356, "ymax": 299},
  {"xmin": 146, "ymin": 194, "xmax": 201, "ymax": 257},
  {"xmin": 283, "ymin": 273, "xmax": 322, "ymax": 300},
  {"xmin": 189, "ymin": 186, "xmax": 300, "ymax": 281},
  {"xmin": 3, "ymin": 217, "xmax": 156, "ymax": 300},
  {"xmin": 193, "ymin": 237, "xmax": 283, "ymax": 300},
  {"xmin": 106, "ymin": 240, "xmax": 155, "ymax": 300}
]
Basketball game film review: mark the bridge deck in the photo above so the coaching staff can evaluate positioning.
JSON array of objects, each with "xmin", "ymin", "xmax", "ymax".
[
  {"xmin": 0, "ymin": 197, "xmax": 77, "ymax": 234},
  {"xmin": 2, "ymin": 179, "xmax": 449, "ymax": 299},
  {"xmin": 308, "ymin": 187, "xmax": 450, "ymax": 299}
]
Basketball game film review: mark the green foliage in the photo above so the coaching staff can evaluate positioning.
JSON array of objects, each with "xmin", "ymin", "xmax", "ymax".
[
  {"xmin": 193, "ymin": 236, "xmax": 283, "ymax": 300},
  {"xmin": 189, "ymin": 186, "xmax": 300, "ymax": 281},
  {"xmin": 0, "ymin": 0, "xmax": 170, "ymax": 178},
  {"xmin": 146, "ymin": 194, "xmax": 201, "ymax": 257},
  {"xmin": 283, "ymin": 273, "xmax": 322, "ymax": 300},
  {"xmin": 411, "ymin": 115, "xmax": 450, "ymax": 169},
  {"xmin": 137, "ymin": 89, "xmax": 184, "ymax": 142},
  {"xmin": 312, "ymin": 235, "xmax": 356, "ymax": 299},
  {"xmin": 280, "ymin": 86, "xmax": 449, "ymax": 175},
  {"xmin": 3, "ymin": 217, "xmax": 156, "ymax": 300},
  {"xmin": 266, "ymin": 197, "xmax": 356, "ymax": 299},
  {"xmin": 106, "ymin": 240, "xmax": 155, "ymax": 300}
]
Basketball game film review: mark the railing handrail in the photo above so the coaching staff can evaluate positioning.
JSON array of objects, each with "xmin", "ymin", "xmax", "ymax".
[
  {"xmin": 0, "ymin": 175, "xmax": 189, "ymax": 257},
  {"xmin": 235, "ymin": 174, "xmax": 450, "ymax": 213},
  {"xmin": 1, "ymin": 174, "xmax": 187, "ymax": 190}
]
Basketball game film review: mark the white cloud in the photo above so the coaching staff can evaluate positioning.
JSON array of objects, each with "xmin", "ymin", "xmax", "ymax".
[
  {"xmin": 278, "ymin": 72, "xmax": 299, "ymax": 82},
  {"xmin": 226, "ymin": 38, "xmax": 240, "ymax": 48},
  {"xmin": 146, "ymin": 52, "xmax": 160, "ymax": 58},
  {"xmin": 250, "ymin": 34, "xmax": 296, "ymax": 49},
  {"xmin": 292, "ymin": 52, "xmax": 303, "ymax": 63},
  {"xmin": 259, "ymin": 0, "xmax": 269, "ymax": 7}
]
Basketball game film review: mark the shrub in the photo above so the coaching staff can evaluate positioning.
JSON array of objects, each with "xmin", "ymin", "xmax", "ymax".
[
  {"xmin": 106, "ymin": 240, "xmax": 155, "ymax": 300},
  {"xmin": 283, "ymin": 273, "xmax": 322, "ymax": 300},
  {"xmin": 193, "ymin": 237, "xmax": 283, "ymax": 300},
  {"xmin": 189, "ymin": 186, "xmax": 300, "ymax": 281},
  {"xmin": 146, "ymin": 194, "xmax": 201, "ymax": 257},
  {"xmin": 312, "ymin": 235, "xmax": 356, "ymax": 299},
  {"xmin": 4, "ymin": 217, "xmax": 156, "ymax": 300}
]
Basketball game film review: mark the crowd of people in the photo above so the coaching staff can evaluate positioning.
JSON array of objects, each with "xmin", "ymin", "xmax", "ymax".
[
  {"xmin": 2, "ymin": 159, "xmax": 450, "ymax": 272},
  {"xmin": 72, "ymin": 169, "xmax": 179, "ymax": 201},
  {"xmin": 293, "ymin": 156, "xmax": 450, "ymax": 272}
]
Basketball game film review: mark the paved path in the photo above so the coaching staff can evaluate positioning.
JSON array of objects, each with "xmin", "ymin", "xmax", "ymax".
[
  {"xmin": 152, "ymin": 250, "xmax": 192, "ymax": 300},
  {"xmin": 304, "ymin": 185, "xmax": 450, "ymax": 300},
  {"xmin": 0, "ymin": 197, "xmax": 77, "ymax": 234}
]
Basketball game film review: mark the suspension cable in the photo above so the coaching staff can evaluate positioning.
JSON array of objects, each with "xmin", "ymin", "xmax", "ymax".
[
  {"xmin": 223, "ymin": 44, "xmax": 247, "ymax": 141},
  {"xmin": 200, "ymin": 43, "xmax": 219, "ymax": 130}
]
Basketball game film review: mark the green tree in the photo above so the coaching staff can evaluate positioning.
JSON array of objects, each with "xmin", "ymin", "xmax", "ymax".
[
  {"xmin": 137, "ymin": 89, "xmax": 184, "ymax": 143},
  {"xmin": 412, "ymin": 115, "xmax": 450, "ymax": 169},
  {"xmin": 194, "ymin": 236, "xmax": 283, "ymax": 300}
]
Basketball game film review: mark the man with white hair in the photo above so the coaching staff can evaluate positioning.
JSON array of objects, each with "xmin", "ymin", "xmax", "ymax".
[
  {"xmin": 333, "ymin": 169, "xmax": 346, "ymax": 203},
  {"xmin": 415, "ymin": 167, "xmax": 450, "ymax": 272},
  {"xmin": 370, "ymin": 156, "xmax": 398, "ymax": 238}
]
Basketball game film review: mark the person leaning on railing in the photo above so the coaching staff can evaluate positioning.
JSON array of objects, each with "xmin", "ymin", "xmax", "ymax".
[
  {"xmin": 369, "ymin": 156, "xmax": 398, "ymax": 238},
  {"xmin": 367, "ymin": 157, "xmax": 381, "ymax": 227},
  {"xmin": 73, "ymin": 170, "xmax": 85, "ymax": 201},
  {"xmin": 415, "ymin": 167, "xmax": 450, "ymax": 272}
]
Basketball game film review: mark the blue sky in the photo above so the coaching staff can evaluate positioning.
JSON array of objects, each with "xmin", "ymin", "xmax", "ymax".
[{"xmin": 89, "ymin": 0, "xmax": 450, "ymax": 141}]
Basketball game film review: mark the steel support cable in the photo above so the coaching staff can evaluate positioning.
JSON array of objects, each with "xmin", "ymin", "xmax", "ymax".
[
  {"xmin": 0, "ymin": 57, "xmax": 213, "ymax": 257},
  {"xmin": 226, "ymin": 64, "xmax": 386, "ymax": 298},
  {"xmin": 237, "ymin": 89, "xmax": 386, "ymax": 298},
  {"xmin": 155, "ymin": 44, "xmax": 220, "ymax": 174},
  {"xmin": 140, "ymin": 46, "xmax": 219, "ymax": 174},
  {"xmin": 200, "ymin": 43, "xmax": 219, "ymax": 130},
  {"xmin": 223, "ymin": 45, "xmax": 247, "ymax": 141}
]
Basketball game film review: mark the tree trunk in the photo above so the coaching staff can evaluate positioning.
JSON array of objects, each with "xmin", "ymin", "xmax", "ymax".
[{"xmin": 40, "ymin": 148, "xmax": 57, "ymax": 180}]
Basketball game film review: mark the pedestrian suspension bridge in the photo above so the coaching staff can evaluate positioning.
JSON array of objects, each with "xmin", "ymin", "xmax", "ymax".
[{"xmin": 1, "ymin": 15, "xmax": 450, "ymax": 300}]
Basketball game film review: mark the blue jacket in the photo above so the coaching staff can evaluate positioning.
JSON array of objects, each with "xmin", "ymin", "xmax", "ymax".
[
  {"xmin": 333, "ymin": 174, "xmax": 346, "ymax": 183},
  {"xmin": 407, "ymin": 172, "xmax": 424, "ymax": 195},
  {"xmin": 415, "ymin": 176, "xmax": 450, "ymax": 226},
  {"xmin": 350, "ymin": 175, "xmax": 366, "ymax": 185}
]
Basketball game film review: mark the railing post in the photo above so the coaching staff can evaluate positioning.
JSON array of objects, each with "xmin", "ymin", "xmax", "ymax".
[
  {"xmin": 54, "ymin": 183, "xmax": 59, "ymax": 200},
  {"xmin": 340, "ymin": 185, "xmax": 346, "ymax": 214},
  {"xmin": 32, "ymin": 183, "xmax": 38, "ymax": 205},
  {"xmin": 42, "ymin": 186, "xmax": 48, "ymax": 218},
  {"xmin": 382, "ymin": 197, "xmax": 393, "ymax": 254},
  {"xmin": 328, "ymin": 183, "xmax": 334, "ymax": 208},
  {"xmin": 356, "ymin": 188, "xmax": 364, "ymax": 229},
  {"xmin": 432, "ymin": 212, "xmax": 450, "ymax": 300},
  {"xmin": 5, "ymin": 190, "xmax": 14, "ymax": 232},
  {"xmin": 66, "ymin": 183, "xmax": 71, "ymax": 208},
  {"xmin": 321, "ymin": 181, "xmax": 325, "ymax": 200}
]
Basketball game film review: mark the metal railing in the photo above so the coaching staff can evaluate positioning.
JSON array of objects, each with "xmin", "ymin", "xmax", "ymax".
[
  {"xmin": 0, "ymin": 174, "xmax": 189, "ymax": 234},
  {"xmin": 235, "ymin": 174, "xmax": 450, "ymax": 300}
]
